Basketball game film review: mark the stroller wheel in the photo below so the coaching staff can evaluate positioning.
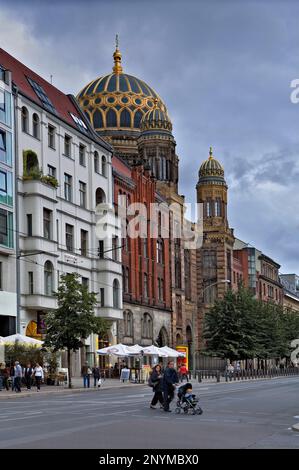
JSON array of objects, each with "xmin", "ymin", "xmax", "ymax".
[
  {"xmin": 196, "ymin": 407, "xmax": 203, "ymax": 415},
  {"xmin": 175, "ymin": 407, "xmax": 181, "ymax": 414},
  {"xmin": 191, "ymin": 409, "xmax": 196, "ymax": 415},
  {"xmin": 183, "ymin": 407, "xmax": 188, "ymax": 414}
]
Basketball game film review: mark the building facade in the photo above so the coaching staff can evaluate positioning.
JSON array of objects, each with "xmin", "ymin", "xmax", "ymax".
[
  {"xmin": 0, "ymin": 48, "xmax": 122, "ymax": 371},
  {"xmin": 0, "ymin": 62, "xmax": 16, "ymax": 336}
]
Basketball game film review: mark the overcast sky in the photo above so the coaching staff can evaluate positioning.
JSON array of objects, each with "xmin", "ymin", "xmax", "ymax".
[{"xmin": 1, "ymin": 0, "xmax": 298, "ymax": 273}]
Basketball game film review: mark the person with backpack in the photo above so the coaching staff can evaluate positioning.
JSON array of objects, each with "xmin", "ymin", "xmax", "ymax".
[{"xmin": 149, "ymin": 364, "xmax": 164, "ymax": 409}]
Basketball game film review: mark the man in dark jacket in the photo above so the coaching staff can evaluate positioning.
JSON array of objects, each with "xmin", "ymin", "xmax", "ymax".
[
  {"xmin": 162, "ymin": 361, "xmax": 179, "ymax": 412},
  {"xmin": 24, "ymin": 363, "xmax": 33, "ymax": 390}
]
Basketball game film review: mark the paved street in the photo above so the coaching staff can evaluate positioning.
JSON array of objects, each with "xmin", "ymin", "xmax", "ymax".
[{"xmin": 0, "ymin": 376, "xmax": 299, "ymax": 449}]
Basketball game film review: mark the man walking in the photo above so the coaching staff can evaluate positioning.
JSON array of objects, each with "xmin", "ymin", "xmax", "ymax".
[
  {"xmin": 14, "ymin": 361, "xmax": 22, "ymax": 393},
  {"xmin": 162, "ymin": 361, "xmax": 179, "ymax": 412},
  {"xmin": 81, "ymin": 362, "xmax": 91, "ymax": 388},
  {"xmin": 24, "ymin": 363, "xmax": 33, "ymax": 390}
]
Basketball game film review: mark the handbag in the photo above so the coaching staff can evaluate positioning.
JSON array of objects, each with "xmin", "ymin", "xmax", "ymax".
[{"xmin": 97, "ymin": 378, "xmax": 102, "ymax": 387}]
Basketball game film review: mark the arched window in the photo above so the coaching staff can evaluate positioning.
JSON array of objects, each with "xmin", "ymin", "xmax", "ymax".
[
  {"xmin": 93, "ymin": 109, "xmax": 103, "ymax": 128},
  {"xmin": 124, "ymin": 310, "xmax": 133, "ymax": 336},
  {"xmin": 120, "ymin": 108, "xmax": 131, "ymax": 127},
  {"xmin": 106, "ymin": 109, "xmax": 117, "ymax": 127},
  {"xmin": 95, "ymin": 187, "xmax": 106, "ymax": 205},
  {"xmin": 142, "ymin": 313, "xmax": 153, "ymax": 338},
  {"xmin": 134, "ymin": 110, "xmax": 143, "ymax": 128},
  {"xmin": 143, "ymin": 273, "xmax": 148, "ymax": 298},
  {"xmin": 21, "ymin": 107, "xmax": 29, "ymax": 133},
  {"xmin": 32, "ymin": 113, "xmax": 40, "ymax": 139},
  {"xmin": 215, "ymin": 198, "xmax": 222, "ymax": 217},
  {"xmin": 156, "ymin": 239, "xmax": 164, "ymax": 264},
  {"xmin": 102, "ymin": 155, "xmax": 107, "ymax": 177},
  {"xmin": 23, "ymin": 150, "xmax": 39, "ymax": 176},
  {"xmin": 94, "ymin": 151, "xmax": 99, "ymax": 173},
  {"xmin": 113, "ymin": 279, "xmax": 120, "ymax": 308},
  {"xmin": 123, "ymin": 266, "xmax": 129, "ymax": 293},
  {"xmin": 44, "ymin": 261, "xmax": 54, "ymax": 295}
]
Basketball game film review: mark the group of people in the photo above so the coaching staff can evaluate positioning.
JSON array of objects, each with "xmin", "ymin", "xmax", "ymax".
[
  {"xmin": 81, "ymin": 362, "xmax": 103, "ymax": 388},
  {"xmin": 149, "ymin": 360, "xmax": 181, "ymax": 412},
  {"xmin": 0, "ymin": 361, "xmax": 44, "ymax": 392}
]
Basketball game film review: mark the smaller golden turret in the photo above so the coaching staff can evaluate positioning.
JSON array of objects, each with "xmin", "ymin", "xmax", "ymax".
[
  {"xmin": 209, "ymin": 146, "xmax": 213, "ymax": 160},
  {"xmin": 113, "ymin": 34, "xmax": 123, "ymax": 74}
]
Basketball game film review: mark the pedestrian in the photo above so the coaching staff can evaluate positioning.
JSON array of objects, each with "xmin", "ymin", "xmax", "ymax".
[
  {"xmin": 0, "ymin": 363, "xmax": 9, "ymax": 391},
  {"xmin": 33, "ymin": 362, "xmax": 44, "ymax": 391},
  {"xmin": 162, "ymin": 360, "xmax": 179, "ymax": 412},
  {"xmin": 92, "ymin": 364, "xmax": 100, "ymax": 387},
  {"xmin": 81, "ymin": 362, "xmax": 92, "ymax": 388},
  {"xmin": 179, "ymin": 363, "xmax": 188, "ymax": 382},
  {"xmin": 13, "ymin": 361, "xmax": 22, "ymax": 393},
  {"xmin": 226, "ymin": 362, "xmax": 234, "ymax": 379},
  {"xmin": 149, "ymin": 364, "xmax": 164, "ymax": 409},
  {"xmin": 24, "ymin": 362, "xmax": 33, "ymax": 390}
]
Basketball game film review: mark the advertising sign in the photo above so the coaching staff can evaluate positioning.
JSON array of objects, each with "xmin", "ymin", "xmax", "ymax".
[{"xmin": 176, "ymin": 345, "xmax": 188, "ymax": 370}]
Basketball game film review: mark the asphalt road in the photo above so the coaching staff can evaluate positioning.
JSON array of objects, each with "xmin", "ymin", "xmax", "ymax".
[{"xmin": 0, "ymin": 376, "xmax": 299, "ymax": 449}]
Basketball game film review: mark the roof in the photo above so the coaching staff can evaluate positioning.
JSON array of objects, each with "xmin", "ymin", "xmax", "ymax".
[{"xmin": 0, "ymin": 48, "xmax": 112, "ymax": 152}]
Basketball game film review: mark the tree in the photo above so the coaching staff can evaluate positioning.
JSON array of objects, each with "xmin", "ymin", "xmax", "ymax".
[{"xmin": 44, "ymin": 273, "xmax": 108, "ymax": 388}]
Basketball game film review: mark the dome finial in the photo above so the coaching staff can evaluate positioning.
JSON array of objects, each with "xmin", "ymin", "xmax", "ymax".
[
  {"xmin": 113, "ymin": 34, "xmax": 123, "ymax": 74},
  {"xmin": 209, "ymin": 146, "xmax": 213, "ymax": 160}
]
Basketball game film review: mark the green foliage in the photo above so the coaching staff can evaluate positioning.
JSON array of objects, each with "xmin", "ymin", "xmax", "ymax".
[
  {"xmin": 204, "ymin": 286, "xmax": 299, "ymax": 361},
  {"xmin": 44, "ymin": 273, "xmax": 109, "ymax": 387},
  {"xmin": 4, "ymin": 343, "xmax": 46, "ymax": 366},
  {"xmin": 40, "ymin": 175, "xmax": 59, "ymax": 188}
]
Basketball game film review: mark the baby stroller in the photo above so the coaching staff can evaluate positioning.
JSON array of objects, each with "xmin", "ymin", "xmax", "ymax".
[{"xmin": 175, "ymin": 382, "xmax": 203, "ymax": 415}]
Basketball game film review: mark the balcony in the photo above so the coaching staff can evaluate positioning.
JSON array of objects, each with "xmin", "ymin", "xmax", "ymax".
[
  {"xmin": 96, "ymin": 306, "xmax": 123, "ymax": 320},
  {"xmin": 22, "ymin": 294, "xmax": 56, "ymax": 310}
]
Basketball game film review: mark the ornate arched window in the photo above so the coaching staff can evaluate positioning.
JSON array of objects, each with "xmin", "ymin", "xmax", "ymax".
[
  {"xmin": 142, "ymin": 312, "xmax": 153, "ymax": 338},
  {"xmin": 21, "ymin": 106, "xmax": 29, "ymax": 133},
  {"xmin": 95, "ymin": 187, "xmax": 106, "ymax": 205},
  {"xmin": 94, "ymin": 151, "xmax": 99, "ymax": 173},
  {"xmin": 134, "ymin": 110, "xmax": 143, "ymax": 128},
  {"xmin": 93, "ymin": 109, "xmax": 103, "ymax": 128},
  {"xmin": 124, "ymin": 310, "xmax": 133, "ymax": 337},
  {"xmin": 44, "ymin": 261, "xmax": 54, "ymax": 295},
  {"xmin": 106, "ymin": 108, "xmax": 117, "ymax": 127},
  {"xmin": 113, "ymin": 279, "xmax": 120, "ymax": 308},
  {"xmin": 156, "ymin": 239, "xmax": 164, "ymax": 264},
  {"xmin": 102, "ymin": 155, "xmax": 107, "ymax": 176},
  {"xmin": 120, "ymin": 108, "xmax": 131, "ymax": 127},
  {"xmin": 32, "ymin": 113, "xmax": 40, "ymax": 139},
  {"xmin": 215, "ymin": 198, "xmax": 222, "ymax": 217}
]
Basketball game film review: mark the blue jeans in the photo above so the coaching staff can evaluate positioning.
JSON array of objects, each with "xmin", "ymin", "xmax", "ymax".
[
  {"xmin": 0, "ymin": 376, "xmax": 3, "ymax": 390},
  {"xmin": 83, "ymin": 375, "xmax": 90, "ymax": 388}
]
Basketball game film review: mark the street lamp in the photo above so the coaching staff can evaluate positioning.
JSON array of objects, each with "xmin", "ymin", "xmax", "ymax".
[{"xmin": 191, "ymin": 279, "xmax": 231, "ymax": 372}]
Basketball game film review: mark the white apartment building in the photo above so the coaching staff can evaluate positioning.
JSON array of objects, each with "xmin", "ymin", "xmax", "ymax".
[
  {"xmin": 0, "ymin": 48, "xmax": 122, "ymax": 370},
  {"xmin": 0, "ymin": 62, "xmax": 16, "ymax": 336}
]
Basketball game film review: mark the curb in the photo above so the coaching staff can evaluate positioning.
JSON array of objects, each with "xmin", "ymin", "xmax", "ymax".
[
  {"xmin": 292, "ymin": 423, "xmax": 299, "ymax": 432},
  {"xmin": 0, "ymin": 382, "xmax": 147, "ymax": 399}
]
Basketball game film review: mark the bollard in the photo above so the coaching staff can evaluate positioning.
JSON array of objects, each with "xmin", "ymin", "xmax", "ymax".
[{"xmin": 216, "ymin": 371, "xmax": 220, "ymax": 383}]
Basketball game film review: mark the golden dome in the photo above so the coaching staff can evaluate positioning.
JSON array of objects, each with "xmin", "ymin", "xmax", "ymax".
[
  {"xmin": 76, "ymin": 42, "xmax": 169, "ymax": 136},
  {"xmin": 198, "ymin": 147, "xmax": 226, "ymax": 185}
]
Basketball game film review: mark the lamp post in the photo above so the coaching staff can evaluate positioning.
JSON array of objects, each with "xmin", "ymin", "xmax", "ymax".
[{"xmin": 191, "ymin": 279, "xmax": 231, "ymax": 372}]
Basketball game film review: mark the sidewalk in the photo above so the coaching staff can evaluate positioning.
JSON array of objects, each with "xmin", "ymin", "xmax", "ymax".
[{"xmin": 0, "ymin": 377, "xmax": 146, "ymax": 399}]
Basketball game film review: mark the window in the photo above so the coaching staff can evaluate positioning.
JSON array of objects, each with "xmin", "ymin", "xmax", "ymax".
[
  {"xmin": 79, "ymin": 144, "xmax": 86, "ymax": 166},
  {"xmin": 124, "ymin": 310, "xmax": 133, "ymax": 336},
  {"xmin": 79, "ymin": 181, "xmax": 86, "ymax": 208},
  {"xmin": 123, "ymin": 267, "xmax": 129, "ymax": 293},
  {"xmin": 70, "ymin": 113, "xmax": 88, "ymax": 134},
  {"xmin": 0, "ymin": 170, "xmax": 6, "ymax": 193},
  {"xmin": 113, "ymin": 279, "xmax": 120, "ymax": 308},
  {"xmin": 144, "ymin": 273, "xmax": 149, "ymax": 298},
  {"xmin": 64, "ymin": 173, "xmax": 72, "ymax": 202},
  {"xmin": 94, "ymin": 151, "xmax": 99, "ymax": 173},
  {"xmin": 27, "ymin": 77, "xmax": 57, "ymax": 114},
  {"xmin": 102, "ymin": 155, "xmax": 107, "ymax": 176},
  {"xmin": 100, "ymin": 288, "xmax": 105, "ymax": 307},
  {"xmin": 43, "ymin": 208, "xmax": 52, "ymax": 240},
  {"xmin": 27, "ymin": 214, "xmax": 32, "ymax": 236},
  {"xmin": 206, "ymin": 200, "xmax": 212, "ymax": 217},
  {"xmin": 64, "ymin": 135, "xmax": 72, "ymax": 157},
  {"xmin": 82, "ymin": 277, "xmax": 89, "ymax": 290},
  {"xmin": 98, "ymin": 240, "xmax": 104, "ymax": 258},
  {"xmin": 21, "ymin": 106, "xmax": 29, "ymax": 133},
  {"xmin": 0, "ymin": 89, "xmax": 4, "ymax": 111},
  {"xmin": 32, "ymin": 113, "xmax": 40, "ymax": 139},
  {"xmin": 158, "ymin": 278, "xmax": 164, "ymax": 301},
  {"xmin": 47, "ymin": 165, "xmax": 56, "ymax": 178},
  {"xmin": 0, "ymin": 208, "xmax": 13, "ymax": 248},
  {"xmin": 65, "ymin": 224, "xmax": 74, "ymax": 252},
  {"xmin": 95, "ymin": 187, "xmax": 106, "ymax": 205},
  {"xmin": 143, "ymin": 238, "xmax": 147, "ymax": 259},
  {"xmin": 215, "ymin": 199, "xmax": 222, "ymax": 217},
  {"xmin": 0, "ymin": 262, "xmax": 2, "ymax": 290},
  {"xmin": 0, "ymin": 130, "xmax": 6, "ymax": 163},
  {"xmin": 112, "ymin": 236, "xmax": 118, "ymax": 261},
  {"xmin": 48, "ymin": 125, "xmax": 55, "ymax": 149},
  {"xmin": 44, "ymin": 261, "xmax": 54, "ymax": 295},
  {"xmin": 28, "ymin": 272, "xmax": 34, "ymax": 294},
  {"xmin": 156, "ymin": 239, "xmax": 164, "ymax": 264},
  {"xmin": 80, "ymin": 229, "xmax": 88, "ymax": 256},
  {"xmin": 142, "ymin": 313, "xmax": 152, "ymax": 338}
]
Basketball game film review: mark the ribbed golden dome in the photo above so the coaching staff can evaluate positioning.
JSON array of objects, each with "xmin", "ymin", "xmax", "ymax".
[
  {"xmin": 76, "ymin": 44, "xmax": 168, "ymax": 136},
  {"xmin": 140, "ymin": 99, "xmax": 172, "ymax": 133},
  {"xmin": 198, "ymin": 147, "xmax": 226, "ymax": 185}
]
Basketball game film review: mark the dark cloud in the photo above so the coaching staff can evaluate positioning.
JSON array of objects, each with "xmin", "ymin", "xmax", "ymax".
[{"xmin": 1, "ymin": 0, "xmax": 299, "ymax": 272}]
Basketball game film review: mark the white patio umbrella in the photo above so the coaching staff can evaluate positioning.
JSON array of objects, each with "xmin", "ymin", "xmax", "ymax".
[
  {"xmin": 126, "ymin": 344, "xmax": 143, "ymax": 355},
  {"xmin": 96, "ymin": 343, "xmax": 130, "ymax": 357},
  {"xmin": 2, "ymin": 333, "xmax": 43, "ymax": 346},
  {"xmin": 141, "ymin": 345, "xmax": 168, "ymax": 357},
  {"xmin": 159, "ymin": 346, "xmax": 186, "ymax": 358},
  {"xmin": 0, "ymin": 336, "xmax": 4, "ymax": 345}
]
